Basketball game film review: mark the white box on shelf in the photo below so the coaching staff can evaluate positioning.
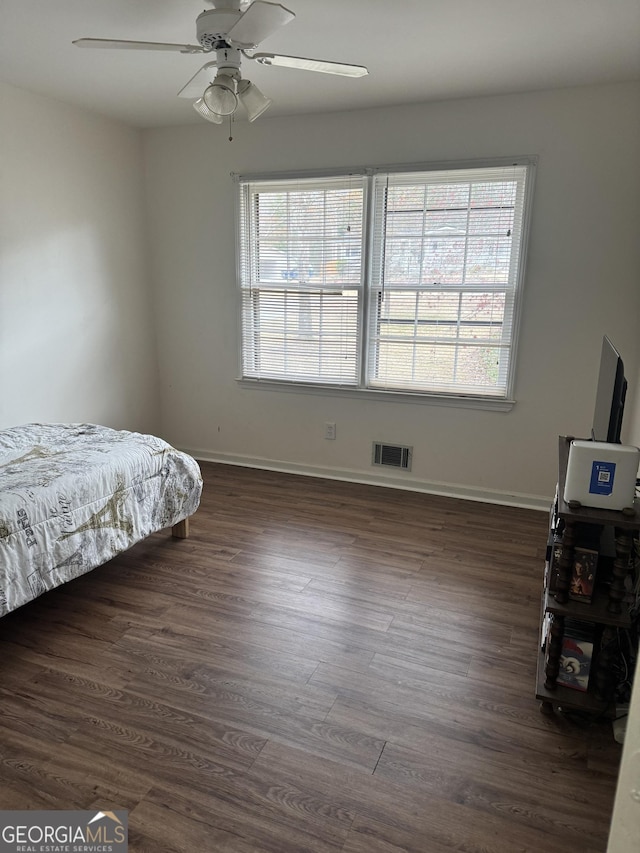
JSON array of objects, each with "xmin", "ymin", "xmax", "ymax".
[{"xmin": 564, "ymin": 440, "xmax": 639, "ymax": 511}]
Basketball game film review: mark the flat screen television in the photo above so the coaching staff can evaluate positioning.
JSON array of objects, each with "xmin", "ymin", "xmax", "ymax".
[{"xmin": 591, "ymin": 335, "xmax": 627, "ymax": 443}]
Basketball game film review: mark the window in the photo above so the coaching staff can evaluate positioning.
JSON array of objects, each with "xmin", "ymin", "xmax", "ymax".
[{"xmin": 236, "ymin": 160, "xmax": 533, "ymax": 404}]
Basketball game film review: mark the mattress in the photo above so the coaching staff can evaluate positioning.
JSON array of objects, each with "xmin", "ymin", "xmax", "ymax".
[{"xmin": 0, "ymin": 422, "xmax": 202, "ymax": 617}]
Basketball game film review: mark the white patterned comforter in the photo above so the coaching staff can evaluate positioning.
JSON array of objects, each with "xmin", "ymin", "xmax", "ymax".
[{"xmin": 0, "ymin": 423, "xmax": 202, "ymax": 617}]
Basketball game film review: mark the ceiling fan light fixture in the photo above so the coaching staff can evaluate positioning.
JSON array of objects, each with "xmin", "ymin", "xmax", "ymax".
[
  {"xmin": 237, "ymin": 79, "xmax": 272, "ymax": 121},
  {"xmin": 203, "ymin": 74, "xmax": 238, "ymax": 116},
  {"xmin": 73, "ymin": 2, "xmax": 369, "ymax": 128},
  {"xmin": 193, "ymin": 97, "xmax": 224, "ymax": 124}
]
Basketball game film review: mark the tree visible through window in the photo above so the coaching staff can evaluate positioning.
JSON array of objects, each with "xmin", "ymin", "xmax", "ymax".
[{"xmin": 237, "ymin": 161, "xmax": 532, "ymax": 401}]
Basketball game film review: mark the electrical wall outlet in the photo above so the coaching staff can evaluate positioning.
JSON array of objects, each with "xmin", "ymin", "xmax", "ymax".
[{"xmin": 325, "ymin": 422, "xmax": 336, "ymax": 440}]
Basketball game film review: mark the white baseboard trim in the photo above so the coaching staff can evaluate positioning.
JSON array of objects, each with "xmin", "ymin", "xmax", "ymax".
[{"xmin": 181, "ymin": 447, "xmax": 551, "ymax": 512}]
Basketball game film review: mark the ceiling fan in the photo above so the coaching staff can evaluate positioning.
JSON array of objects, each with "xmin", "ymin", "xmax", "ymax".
[{"xmin": 73, "ymin": 0, "xmax": 369, "ymax": 124}]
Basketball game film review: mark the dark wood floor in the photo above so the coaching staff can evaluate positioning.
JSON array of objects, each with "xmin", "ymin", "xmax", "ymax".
[{"xmin": 0, "ymin": 462, "xmax": 622, "ymax": 852}]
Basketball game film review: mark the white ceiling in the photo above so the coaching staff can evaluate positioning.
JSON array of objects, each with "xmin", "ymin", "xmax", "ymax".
[{"xmin": 1, "ymin": 0, "xmax": 639, "ymax": 129}]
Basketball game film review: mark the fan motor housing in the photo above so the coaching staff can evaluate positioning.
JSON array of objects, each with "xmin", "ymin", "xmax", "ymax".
[{"xmin": 196, "ymin": 9, "xmax": 242, "ymax": 49}]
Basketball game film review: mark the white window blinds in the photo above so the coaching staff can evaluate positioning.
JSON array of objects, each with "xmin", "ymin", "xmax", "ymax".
[
  {"xmin": 237, "ymin": 161, "xmax": 532, "ymax": 401},
  {"xmin": 368, "ymin": 165, "xmax": 528, "ymax": 397},
  {"xmin": 238, "ymin": 175, "xmax": 366, "ymax": 385}
]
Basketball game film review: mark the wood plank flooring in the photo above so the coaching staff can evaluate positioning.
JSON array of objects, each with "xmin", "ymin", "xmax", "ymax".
[{"xmin": 0, "ymin": 462, "xmax": 622, "ymax": 852}]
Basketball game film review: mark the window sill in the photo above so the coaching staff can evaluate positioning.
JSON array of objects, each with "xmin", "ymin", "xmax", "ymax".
[{"xmin": 236, "ymin": 378, "xmax": 515, "ymax": 412}]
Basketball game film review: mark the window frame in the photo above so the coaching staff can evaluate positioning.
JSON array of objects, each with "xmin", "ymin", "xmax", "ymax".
[{"xmin": 234, "ymin": 157, "xmax": 536, "ymax": 411}]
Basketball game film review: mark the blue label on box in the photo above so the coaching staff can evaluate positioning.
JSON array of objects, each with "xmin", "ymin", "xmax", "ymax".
[{"xmin": 589, "ymin": 460, "xmax": 616, "ymax": 495}]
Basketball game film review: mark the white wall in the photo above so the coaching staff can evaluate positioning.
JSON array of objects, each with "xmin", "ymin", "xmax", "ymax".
[
  {"xmin": 145, "ymin": 81, "xmax": 640, "ymax": 507},
  {"xmin": 0, "ymin": 82, "xmax": 159, "ymax": 433},
  {"xmin": 607, "ymin": 657, "xmax": 640, "ymax": 852},
  {"xmin": 628, "ymin": 373, "xmax": 640, "ymax": 449}
]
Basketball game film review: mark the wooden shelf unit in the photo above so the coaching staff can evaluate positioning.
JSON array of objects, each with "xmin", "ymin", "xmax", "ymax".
[{"xmin": 535, "ymin": 436, "xmax": 640, "ymax": 716}]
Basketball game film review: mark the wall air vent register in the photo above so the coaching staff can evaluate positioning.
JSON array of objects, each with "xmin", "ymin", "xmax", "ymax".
[{"xmin": 372, "ymin": 443, "xmax": 412, "ymax": 471}]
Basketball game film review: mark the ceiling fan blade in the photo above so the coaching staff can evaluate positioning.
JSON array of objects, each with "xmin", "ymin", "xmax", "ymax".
[
  {"xmin": 252, "ymin": 53, "xmax": 369, "ymax": 77},
  {"xmin": 73, "ymin": 38, "xmax": 205, "ymax": 54},
  {"xmin": 226, "ymin": 2, "xmax": 295, "ymax": 48},
  {"xmin": 177, "ymin": 61, "xmax": 218, "ymax": 98}
]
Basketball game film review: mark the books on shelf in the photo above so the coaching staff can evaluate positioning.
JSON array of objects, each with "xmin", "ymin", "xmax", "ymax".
[
  {"xmin": 556, "ymin": 619, "xmax": 595, "ymax": 692},
  {"xmin": 545, "ymin": 536, "xmax": 563, "ymax": 593},
  {"xmin": 569, "ymin": 546, "xmax": 598, "ymax": 603},
  {"xmin": 540, "ymin": 612, "xmax": 553, "ymax": 651}
]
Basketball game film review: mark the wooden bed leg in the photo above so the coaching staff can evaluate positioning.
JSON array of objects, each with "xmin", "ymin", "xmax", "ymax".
[{"xmin": 172, "ymin": 518, "xmax": 190, "ymax": 539}]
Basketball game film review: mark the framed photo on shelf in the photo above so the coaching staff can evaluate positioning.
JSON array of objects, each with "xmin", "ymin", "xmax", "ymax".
[
  {"xmin": 569, "ymin": 546, "xmax": 598, "ymax": 603},
  {"xmin": 557, "ymin": 620, "xmax": 595, "ymax": 692}
]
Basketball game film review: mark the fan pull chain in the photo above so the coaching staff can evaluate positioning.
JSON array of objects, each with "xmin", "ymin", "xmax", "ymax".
[{"xmin": 228, "ymin": 113, "xmax": 234, "ymax": 143}]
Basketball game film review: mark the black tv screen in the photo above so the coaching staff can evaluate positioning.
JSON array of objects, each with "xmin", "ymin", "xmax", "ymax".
[{"xmin": 592, "ymin": 336, "xmax": 627, "ymax": 443}]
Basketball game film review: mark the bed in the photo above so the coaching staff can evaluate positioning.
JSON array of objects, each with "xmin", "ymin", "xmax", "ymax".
[{"xmin": 0, "ymin": 422, "xmax": 203, "ymax": 617}]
